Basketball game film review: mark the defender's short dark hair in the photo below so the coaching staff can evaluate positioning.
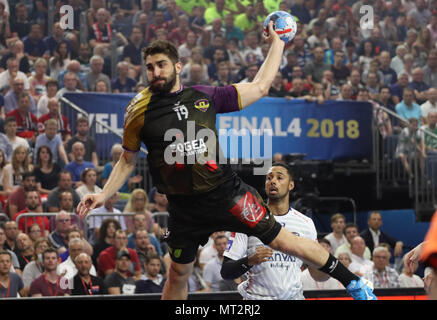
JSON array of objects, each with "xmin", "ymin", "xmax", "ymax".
[
  {"xmin": 271, "ymin": 162, "xmax": 293, "ymax": 179},
  {"xmin": 143, "ymin": 40, "xmax": 179, "ymax": 64}
]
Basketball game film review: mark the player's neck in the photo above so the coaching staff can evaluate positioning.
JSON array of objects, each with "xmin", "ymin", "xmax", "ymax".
[
  {"xmin": 267, "ymin": 199, "xmax": 289, "ymax": 216},
  {"xmin": 170, "ymin": 79, "xmax": 182, "ymax": 94}
]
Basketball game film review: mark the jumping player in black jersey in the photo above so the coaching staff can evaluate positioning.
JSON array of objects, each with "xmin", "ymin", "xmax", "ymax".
[{"xmin": 77, "ymin": 22, "xmax": 376, "ymax": 300}]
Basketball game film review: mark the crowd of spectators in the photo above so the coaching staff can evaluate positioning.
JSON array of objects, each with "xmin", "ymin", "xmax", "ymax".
[
  {"xmin": 0, "ymin": 0, "xmax": 437, "ymax": 298},
  {"xmin": 302, "ymin": 211, "xmax": 431, "ymax": 292}
]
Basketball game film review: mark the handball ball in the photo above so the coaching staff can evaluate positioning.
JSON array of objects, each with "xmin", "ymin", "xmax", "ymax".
[{"xmin": 263, "ymin": 11, "xmax": 297, "ymax": 44}]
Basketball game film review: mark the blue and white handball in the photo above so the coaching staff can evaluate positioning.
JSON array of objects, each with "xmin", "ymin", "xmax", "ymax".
[{"xmin": 263, "ymin": 11, "xmax": 297, "ymax": 44}]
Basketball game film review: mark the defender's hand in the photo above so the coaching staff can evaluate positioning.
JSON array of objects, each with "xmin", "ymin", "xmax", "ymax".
[{"xmin": 248, "ymin": 246, "xmax": 273, "ymax": 266}]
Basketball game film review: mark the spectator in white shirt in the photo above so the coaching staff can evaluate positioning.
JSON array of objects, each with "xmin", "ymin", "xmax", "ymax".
[
  {"xmin": 324, "ymin": 213, "xmax": 347, "ymax": 254},
  {"xmin": 202, "ymin": 234, "xmax": 228, "ymax": 292},
  {"xmin": 421, "ymin": 88, "xmax": 437, "ymax": 125},
  {"xmin": 57, "ymin": 238, "xmax": 97, "ymax": 281},
  {"xmin": 301, "ymin": 238, "xmax": 344, "ymax": 290},
  {"xmin": 37, "ymin": 79, "xmax": 59, "ymax": 118},
  {"xmin": 349, "ymin": 236, "xmax": 374, "ymax": 276},
  {"xmin": 0, "ymin": 58, "xmax": 30, "ymax": 95}
]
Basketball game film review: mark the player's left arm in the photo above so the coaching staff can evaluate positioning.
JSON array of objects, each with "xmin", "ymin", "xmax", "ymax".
[
  {"xmin": 221, "ymin": 247, "xmax": 273, "ymax": 280},
  {"xmin": 233, "ymin": 21, "xmax": 285, "ymax": 109}
]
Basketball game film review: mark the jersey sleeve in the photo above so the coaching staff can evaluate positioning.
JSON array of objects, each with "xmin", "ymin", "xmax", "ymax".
[
  {"xmin": 307, "ymin": 218, "xmax": 318, "ymax": 242},
  {"xmin": 224, "ymin": 232, "xmax": 248, "ymax": 260},
  {"xmin": 122, "ymin": 89, "xmax": 151, "ymax": 152},
  {"xmin": 192, "ymin": 85, "xmax": 242, "ymax": 113}
]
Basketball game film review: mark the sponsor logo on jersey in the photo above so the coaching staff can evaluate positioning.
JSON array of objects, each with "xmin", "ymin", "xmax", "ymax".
[
  {"xmin": 230, "ymin": 192, "xmax": 266, "ymax": 228},
  {"xmin": 194, "ymin": 99, "xmax": 210, "ymax": 112},
  {"xmin": 169, "ymin": 138, "xmax": 207, "ymax": 156},
  {"xmin": 226, "ymin": 240, "xmax": 233, "ymax": 251},
  {"xmin": 268, "ymin": 252, "xmax": 296, "ymax": 262}
]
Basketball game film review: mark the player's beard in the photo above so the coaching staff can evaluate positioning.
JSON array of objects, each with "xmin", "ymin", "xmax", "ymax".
[
  {"xmin": 149, "ymin": 66, "xmax": 177, "ymax": 94},
  {"xmin": 267, "ymin": 183, "xmax": 290, "ymax": 202}
]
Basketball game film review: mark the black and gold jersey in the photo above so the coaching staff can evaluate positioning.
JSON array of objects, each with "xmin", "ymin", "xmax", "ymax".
[{"xmin": 123, "ymin": 84, "xmax": 243, "ymax": 195}]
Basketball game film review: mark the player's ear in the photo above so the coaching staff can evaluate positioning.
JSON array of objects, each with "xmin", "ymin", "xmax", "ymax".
[
  {"xmin": 289, "ymin": 179, "xmax": 294, "ymax": 191},
  {"xmin": 175, "ymin": 61, "xmax": 183, "ymax": 75}
]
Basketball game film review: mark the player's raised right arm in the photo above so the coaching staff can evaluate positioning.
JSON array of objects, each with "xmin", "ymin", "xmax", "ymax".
[
  {"xmin": 233, "ymin": 21, "xmax": 285, "ymax": 109},
  {"xmin": 77, "ymin": 150, "xmax": 137, "ymax": 217}
]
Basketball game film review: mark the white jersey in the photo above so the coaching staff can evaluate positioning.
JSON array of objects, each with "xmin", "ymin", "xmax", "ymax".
[{"xmin": 224, "ymin": 208, "xmax": 317, "ymax": 300}]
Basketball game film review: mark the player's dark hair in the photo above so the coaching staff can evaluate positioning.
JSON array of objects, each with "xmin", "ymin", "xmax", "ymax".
[
  {"xmin": 271, "ymin": 162, "xmax": 293, "ymax": 179},
  {"xmin": 143, "ymin": 40, "xmax": 179, "ymax": 64}
]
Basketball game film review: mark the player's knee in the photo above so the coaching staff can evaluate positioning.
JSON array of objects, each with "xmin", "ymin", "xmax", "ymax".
[{"xmin": 168, "ymin": 261, "xmax": 193, "ymax": 281}]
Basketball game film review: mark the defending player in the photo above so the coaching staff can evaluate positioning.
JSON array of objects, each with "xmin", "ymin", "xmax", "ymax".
[
  {"xmin": 221, "ymin": 163, "xmax": 330, "ymax": 300},
  {"xmin": 77, "ymin": 22, "xmax": 376, "ymax": 300}
]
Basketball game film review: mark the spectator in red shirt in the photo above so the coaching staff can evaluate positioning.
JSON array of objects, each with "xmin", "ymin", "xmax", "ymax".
[
  {"xmin": 88, "ymin": 8, "xmax": 113, "ymax": 51},
  {"xmin": 98, "ymin": 229, "xmax": 141, "ymax": 280},
  {"xmin": 332, "ymin": 0, "xmax": 354, "ymax": 23},
  {"xmin": 37, "ymin": 97, "xmax": 71, "ymax": 143},
  {"xmin": 146, "ymin": 9, "xmax": 170, "ymax": 43},
  {"xmin": 4, "ymin": 171, "xmax": 41, "ymax": 219},
  {"xmin": 6, "ymin": 92, "xmax": 38, "ymax": 143},
  {"xmin": 168, "ymin": 15, "xmax": 191, "ymax": 47},
  {"xmin": 29, "ymin": 248, "xmax": 71, "ymax": 297},
  {"xmin": 13, "ymin": 190, "xmax": 49, "ymax": 236}
]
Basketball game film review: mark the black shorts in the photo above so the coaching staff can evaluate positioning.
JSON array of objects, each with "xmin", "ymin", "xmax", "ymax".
[{"xmin": 165, "ymin": 175, "xmax": 282, "ymax": 264}]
